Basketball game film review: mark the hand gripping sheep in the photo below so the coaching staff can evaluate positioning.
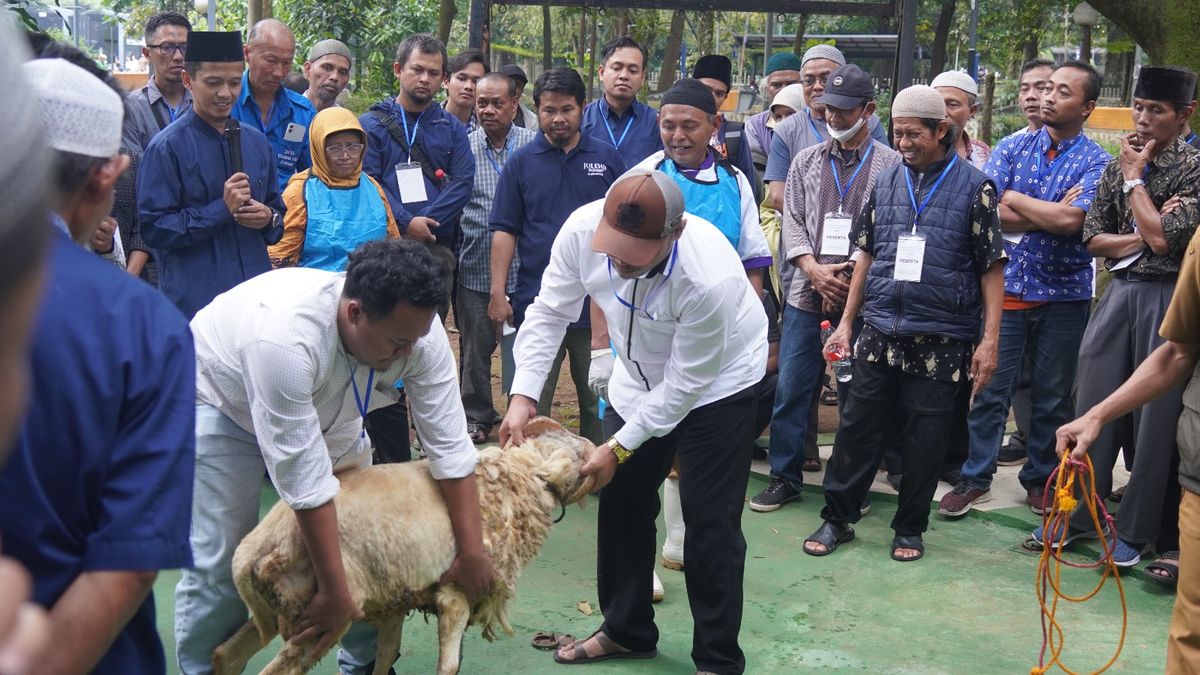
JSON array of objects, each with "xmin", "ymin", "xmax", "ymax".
[{"xmin": 212, "ymin": 417, "xmax": 596, "ymax": 675}]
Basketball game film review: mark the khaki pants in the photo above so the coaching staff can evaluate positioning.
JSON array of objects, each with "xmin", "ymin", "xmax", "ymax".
[{"xmin": 1169, "ymin": 488, "xmax": 1200, "ymax": 673}]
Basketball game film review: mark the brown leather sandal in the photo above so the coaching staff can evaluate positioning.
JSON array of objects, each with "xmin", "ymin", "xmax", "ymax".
[{"xmin": 552, "ymin": 630, "xmax": 656, "ymax": 664}]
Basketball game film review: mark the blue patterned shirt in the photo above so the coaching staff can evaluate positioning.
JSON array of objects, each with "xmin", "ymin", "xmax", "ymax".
[{"xmin": 984, "ymin": 127, "xmax": 1111, "ymax": 301}]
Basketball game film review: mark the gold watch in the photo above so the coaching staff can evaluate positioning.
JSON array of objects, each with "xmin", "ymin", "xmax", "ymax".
[{"xmin": 608, "ymin": 436, "xmax": 634, "ymax": 464}]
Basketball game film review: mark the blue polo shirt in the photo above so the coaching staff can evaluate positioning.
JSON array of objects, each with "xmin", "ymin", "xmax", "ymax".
[
  {"xmin": 489, "ymin": 132, "xmax": 626, "ymax": 325},
  {"xmin": 984, "ymin": 127, "xmax": 1111, "ymax": 301},
  {"xmin": 581, "ymin": 96, "xmax": 662, "ymax": 167},
  {"xmin": 232, "ymin": 71, "xmax": 316, "ymax": 192},
  {"xmin": 0, "ymin": 227, "xmax": 195, "ymax": 674}
]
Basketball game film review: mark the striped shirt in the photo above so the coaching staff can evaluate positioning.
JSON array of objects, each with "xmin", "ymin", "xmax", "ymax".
[
  {"xmin": 458, "ymin": 125, "xmax": 536, "ymax": 293},
  {"xmin": 781, "ymin": 137, "xmax": 901, "ymax": 312}
]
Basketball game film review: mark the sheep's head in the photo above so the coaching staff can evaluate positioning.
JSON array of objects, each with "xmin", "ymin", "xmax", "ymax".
[{"xmin": 522, "ymin": 416, "xmax": 597, "ymax": 506}]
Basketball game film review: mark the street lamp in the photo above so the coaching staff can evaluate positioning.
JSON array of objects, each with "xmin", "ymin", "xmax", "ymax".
[
  {"xmin": 194, "ymin": 0, "xmax": 216, "ymax": 31},
  {"xmin": 1072, "ymin": 2, "xmax": 1099, "ymax": 64}
]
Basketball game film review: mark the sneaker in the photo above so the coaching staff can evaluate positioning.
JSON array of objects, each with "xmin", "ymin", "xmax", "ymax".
[
  {"xmin": 1027, "ymin": 520, "xmax": 1105, "ymax": 550},
  {"xmin": 1108, "ymin": 536, "xmax": 1143, "ymax": 568},
  {"xmin": 859, "ymin": 497, "xmax": 872, "ymax": 516},
  {"xmin": 996, "ymin": 441, "xmax": 1028, "ymax": 466},
  {"xmin": 652, "ymin": 571, "xmax": 664, "ymax": 602},
  {"xmin": 749, "ymin": 476, "xmax": 802, "ymax": 512},
  {"xmin": 1026, "ymin": 485, "xmax": 1048, "ymax": 515},
  {"xmin": 938, "ymin": 482, "xmax": 992, "ymax": 517}
]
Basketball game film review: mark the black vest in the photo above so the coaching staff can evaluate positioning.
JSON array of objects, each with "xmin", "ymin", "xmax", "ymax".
[{"xmin": 863, "ymin": 156, "xmax": 993, "ymax": 342}]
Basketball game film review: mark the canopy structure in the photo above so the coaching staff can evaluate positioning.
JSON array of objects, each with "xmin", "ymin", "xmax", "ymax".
[{"xmin": 469, "ymin": 0, "xmax": 921, "ymax": 90}]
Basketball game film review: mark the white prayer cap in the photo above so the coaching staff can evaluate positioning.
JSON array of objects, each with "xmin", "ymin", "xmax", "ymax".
[
  {"xmin": 801, "ymin": 44, "xmax": 846, "ymax": 67},
  {"xmin": 891, "ymin": 85, "xmax": 947, "ymax": 121},
  {"xmin": 22, "ymin": 58, "xmax": 123, "ymax": 158},
  {"xmin": 930, "ymin": 70, "xmax": 979, "ymax": 97}
]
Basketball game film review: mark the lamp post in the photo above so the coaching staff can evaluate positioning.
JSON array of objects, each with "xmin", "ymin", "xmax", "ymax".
[
  {"xmin": 1072, "ymin": 2, "xmax": 1099, "ymax": 64},
  {"xmin": 967, "ymin": 0, "xmax": 978, "ymax": 80},
  {"xmin": 195, "ymin": 0, "xmax": 216, "ymax": 31}
]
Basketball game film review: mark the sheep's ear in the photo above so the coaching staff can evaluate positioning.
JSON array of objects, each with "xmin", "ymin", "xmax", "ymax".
[{"xmin": 523, "ymin": 416, "xmax": 564, "ymax": 439}]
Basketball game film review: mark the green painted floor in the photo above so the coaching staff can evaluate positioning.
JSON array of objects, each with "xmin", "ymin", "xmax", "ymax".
[{"xmin": 154, "ymin": 473, "xmax": 1174, "ymax": 674}]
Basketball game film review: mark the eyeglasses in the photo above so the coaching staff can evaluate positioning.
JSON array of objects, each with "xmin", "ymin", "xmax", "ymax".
[
  {"xmin": 147, "ymin": 43, "xmax": 187, "ymax": 56},
  {"xmin": 326, "ymin": 143, "xmax": 365, "ymax": 158},
  {"xmin": 801, "ymin": 75, "xmax": 829, "ymax": 87}
]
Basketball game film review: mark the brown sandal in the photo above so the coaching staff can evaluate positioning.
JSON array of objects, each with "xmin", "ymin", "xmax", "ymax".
[
  {"xmin": 552, "ymin": 630, "xmax": 656, "ymax": 664},
  {"xmin": 532, "ymin": 631, "xmax": 574, "ymax": 650}
]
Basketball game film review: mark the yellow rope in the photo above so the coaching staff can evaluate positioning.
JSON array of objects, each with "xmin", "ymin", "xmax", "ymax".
[{"xmin": 1032, "ymin": 453, "xmax": 1128, "ymax": 675}]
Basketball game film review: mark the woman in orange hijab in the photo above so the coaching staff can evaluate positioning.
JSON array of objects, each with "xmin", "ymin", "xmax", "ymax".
[{"xmin": 269, "ymin": 107, "xmax": 399, "ymax": 269}]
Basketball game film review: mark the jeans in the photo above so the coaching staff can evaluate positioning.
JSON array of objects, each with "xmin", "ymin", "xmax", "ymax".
[
  {"xmin": 961, "ymin": 301, "xmax": 1089, "ymax": 490},
  {"xmin": 456, "ymin": 285, "xmax": 501, "ymax": 431},
  {"xmin": 175, "ymin": 404, "xmax": 377, "ymax": 674},
  {"xmin": 768, "ymin": 306, "xmax": 853, "ymax": 487}
]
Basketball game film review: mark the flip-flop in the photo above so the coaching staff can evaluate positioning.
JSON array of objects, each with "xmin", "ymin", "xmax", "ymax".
[
  {"xmin": 1145, "ymin": 551, "xmax": 1180, "ymax": 589},
  {"xmin": 891, "ymin": 535, "xmax": 925, "ymax": 562},
  {"xmin": 803, "ymin": 521, "xmax": 855, "ymax": 556},
  {"xmin": 552, "ymin": 630, "xmax": 656, "ymax": 665},
  {"xmin": 532, "ymin": 631, "xmax": 575, "ymax": 650}
]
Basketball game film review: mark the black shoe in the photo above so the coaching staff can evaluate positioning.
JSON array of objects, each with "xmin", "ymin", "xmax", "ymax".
[
  {"xmin": 886, "ymin": 472, "xmax": 902, "ymax": 492},
  {"xmin": 996, "ymin": 442, "xmax": 1028, "ymax": 466},
  {"xmin": 940, "ymin": 467, "xmax": 962, "ymax": 485},
  {"xmin": 750, "ymin": 475, "xmax": 802, "ymax": 512}
]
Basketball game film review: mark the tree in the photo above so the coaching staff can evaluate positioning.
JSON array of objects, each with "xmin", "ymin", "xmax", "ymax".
[
  {"xmin": 658, "ymin": 9, "xmax": 686, "ymax": 92},
  {"xmin": 929, "ymin": 0, "xmax": 957, "ymax": 74},
  {"xmin": 542, "ymin": 4, "xmax": 552, "ymax": 71},
  {"xmin": 438, "ymin": 0, "xmax": 456, "ymax": 45},
  {"xmin": 1088, "ymin": 0, "xmax": 1199, "ymax": 74},
  {"xmin": 791, "ymin": 14, "xmax": 809, "ymax": 56}
]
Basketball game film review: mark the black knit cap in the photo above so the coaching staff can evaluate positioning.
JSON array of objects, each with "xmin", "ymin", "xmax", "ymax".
[
  {"xmin": 691, "ymin": 55, "xmax": 732, "ymax": 89},
  {"xmin": 661, "ymin": 78, "xmax": 718, "ymax": 115},
  {"xmin": 1134, "ymin": 66, "xmax": 1198, "ymax": 104},
  {"xmin": 186, "ymin": 31, "xmax": 243, "ymax": 62}
]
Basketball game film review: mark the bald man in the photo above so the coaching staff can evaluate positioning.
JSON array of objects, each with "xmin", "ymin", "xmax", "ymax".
[{"xmin": 232, "ymin": 18, "xmax": 317, "ymax": 191}]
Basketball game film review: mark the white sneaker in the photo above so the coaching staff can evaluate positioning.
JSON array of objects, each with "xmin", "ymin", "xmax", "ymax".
[
  {"xmin": 652, "ymin": 571, "xmax": 664, "ymax": 603},
  {"xmin": 662, "ymin": 477, "xmax": 685, "ymax": 570}
]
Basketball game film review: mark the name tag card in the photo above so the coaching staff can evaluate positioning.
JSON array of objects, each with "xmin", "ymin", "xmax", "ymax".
[
  {"xmin": 894, "ymin": 234, "xmax": 926, "ymax": 282},
  {"xmin": 395, "ymin": 162, "xmax": 428, "ymax": 204},
  {"xmin": 820, "ymin": 213, "xmax": 853, "ymax": 256}
]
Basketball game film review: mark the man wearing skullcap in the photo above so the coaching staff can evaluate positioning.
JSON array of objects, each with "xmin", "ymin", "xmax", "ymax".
[
  {"xmin": 302, "ymin": 38, "xmax": 352, "ymax": 112},
  {"xmin": 745, "ymin": 51, "xmax": 804, "ymax": 176},
  {"xmin": 1037, "ymin": 66, "xmax": 1200, "ymax": 575},
  {"xmin": 939, "ymin": 61, "xmax": 1111, "ymax": 522},
  {"xmin": 805, "ymin": 85, "xmax": 1004, "ymax": 562},
  {"xmin": 0, "ymin": 48, "xmax": 195, "ymax": 675},
  {"xmin": 138, "ymin": 30, "xmax": 285, "ymax": 319},
  {"xmin": 233, "ymin": 19, "xmax": 317, "ymax": 191},
  {"xmin": 764, "ymin": 45, "xmax": 890, "ymax": 213},
  {"xmin": 931, "ymin": 70, "xmax": 992, "ymax": 169},
  {"xmin": 691, "ymin": 55, "xmax": 759, "ymax": 197},
  {"xmin": 500, "ymin": 63, "xmax": 539, "ymax": 130}
]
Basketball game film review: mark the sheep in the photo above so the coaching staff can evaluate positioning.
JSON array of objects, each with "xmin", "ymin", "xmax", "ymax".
[{"xmin": 211, "ymin": 416, "xmax": 596, "ymax": 675}]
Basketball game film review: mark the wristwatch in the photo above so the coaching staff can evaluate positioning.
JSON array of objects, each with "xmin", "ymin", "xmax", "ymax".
[
  {"xmin": 608, "ymin": 436, "xmax": 634, "ymax": 464},
  {"xmin": 1122, "ymin": 178, "xmax": 1144, "ymax": 195}
]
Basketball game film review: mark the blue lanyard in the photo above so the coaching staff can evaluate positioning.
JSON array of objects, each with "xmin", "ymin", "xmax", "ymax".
[
  {"xmin": 806, "ymin": 111, "xmax": 824, "ymax": 142},
  {"xmin": 607, "ymin": 243, "xmax": 678, "ymax": 320},
  {"xmin": 166, "ymin": 102, "xmax": 179, "ymax": 123},
  {"xmin": 346, "ymin": 357, "xmax": 375, "ymax": 438},
  {"xmin": 1188, "ymin": 132, "xmax": 1197, "ymax": 146},
  {"xmin": 830, "ymin": 143, "xmax": 875, "ymax": 210},
  {"xmin": 604, "ymin": 111, "xmax": 635, "ymax": 149},
  {"xmin": 399, "ymin": 108, "xmax": 423, "ymax": 159},
  {"xmin": 485, "ymin": 135, "xmax": 512, "ymax": 176},
  {"xmin": 903, "ymin": 154, "xmax": 958, "ymax": 234}
]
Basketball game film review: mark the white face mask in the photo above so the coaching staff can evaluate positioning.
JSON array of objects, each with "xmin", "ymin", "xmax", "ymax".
[{"xmin": 828, "ymin": 115, "xmax": 865, "ymax": 143}]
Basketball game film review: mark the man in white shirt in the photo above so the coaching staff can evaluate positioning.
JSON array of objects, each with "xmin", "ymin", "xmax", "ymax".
[
  {"xmin": 175, "ymin": 240, "xmax": 492, "ymax": 675},
  {"xmin": 500, "ymin": 169, "xmax": 766, "ymax": 674}
]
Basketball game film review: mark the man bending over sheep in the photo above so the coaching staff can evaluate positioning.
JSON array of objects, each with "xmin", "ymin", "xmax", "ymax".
[{"xmin": 175, "ymin": 239, "xmax": 493, "ymax": 675}]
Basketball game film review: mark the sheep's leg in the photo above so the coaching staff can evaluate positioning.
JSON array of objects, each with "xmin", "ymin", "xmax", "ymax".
[
  {"xmin": 212, "ymin": 620, "xmax": 274, "ymax": 675},
  {"xmin": 434, "ymin": 589, "xmax": 471, "ymax": 675},
  {"xmin": 259, "ymin": 627, "xmax": 347, "ymax": 675},
  {"xmin": 370, "ymin": 616, "xmax": 405, "ymax": 675}
]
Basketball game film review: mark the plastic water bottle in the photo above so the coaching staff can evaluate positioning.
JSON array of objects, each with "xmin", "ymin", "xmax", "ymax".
[{"xmin": 820, "ymin": 320, "xmax": 853, "ymax": 383}]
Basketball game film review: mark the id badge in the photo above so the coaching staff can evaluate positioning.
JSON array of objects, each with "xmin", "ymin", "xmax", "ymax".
[
  {"xmin": 283, "ymin": 122, "xmax": 306, "ymax": 143},
  {"xmin": 820, "ymin": 212, "xmax": 853, "ymax": 256},
  {"xmin": 894, "ymin": 234, "xmax": 926, "ymax": 282},
  {"xmin": 395, "ymin": 162, "xmax": 428, "ymax": 204}
]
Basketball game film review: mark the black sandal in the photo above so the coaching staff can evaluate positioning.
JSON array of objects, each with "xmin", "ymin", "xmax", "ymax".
[
  {"xmin": 1145, "ymin": 550, "xmax": 1180, "ymax": 589},
  {"xmin": 891, "ymin": 535, "xmax": 925, "ymax": 562},
  {"xmin": 803, "ymin": 521, "xmax": 855, "ymax": 556}
]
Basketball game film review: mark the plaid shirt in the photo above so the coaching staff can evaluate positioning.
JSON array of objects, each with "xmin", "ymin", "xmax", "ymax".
[
  {"xmin": 781, "ymin": 137, "xmax": 901, "ymax": 312},
  {"xmin": 1083, "ymin": 137, "xmax": 1200, "ymax": 277},
  {"xmin": 458, "ymin": 125, "xmax": 537, "ymax": 293}
]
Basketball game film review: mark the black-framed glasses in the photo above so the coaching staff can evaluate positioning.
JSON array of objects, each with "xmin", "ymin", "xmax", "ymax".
[
  {"xmin": 147, "ymin": 43, "xmax": 187, "ymax": 56},
  {"xmin": 800, "ymin": 75, "xmax": 829, "ymax": 87},
  {"xmin": 326, "ymin": 143, "xmax": 365, "ymax": 158}
]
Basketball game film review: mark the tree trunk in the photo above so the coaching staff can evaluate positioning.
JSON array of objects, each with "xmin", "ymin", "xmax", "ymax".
[
  {"xmin": 543, "ymin": 4, "xmax": 553, "ymax": 71},
  {"xmin": 438, "ymin": 0, "xmax": 457, "ymax": 46},
  {"xmin": 659, "ymin": 9, "xmax": 686, "ymax": 92},
  {"xmin": 1022, "ymin": 35, "xmax": 1040, "ymax": 64},
  {"xmin": 791, "ymin": 15, "xmax": 809, "ymax": 56},
  {"xmin": 1103, "ymin": 22, "xmax": 1134, "ymax": 104},
  {"xmin": 929, "ymin": 0, "xmax": 957, "ymax": 74},
  {"xmin": 247, "ymin": 0, "xmax": 263, "ymax": 30},
  {"xmin": 577, "ymin": 9, "xmax": 587, "ymax": 72},
  {"xmin": 697, "ymin": 12, "xmax": 715, "ymax": 58}
]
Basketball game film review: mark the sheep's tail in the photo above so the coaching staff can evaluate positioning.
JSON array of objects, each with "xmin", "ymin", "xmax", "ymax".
[{"xmin": 471, "ymin": 582, "xmax": 514, "ymax": 642}]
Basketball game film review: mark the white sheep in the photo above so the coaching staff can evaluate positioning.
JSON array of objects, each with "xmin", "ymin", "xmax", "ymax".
[{"xmin": 211, "ymin": 417, "xmax": 596, "ymax": 675}]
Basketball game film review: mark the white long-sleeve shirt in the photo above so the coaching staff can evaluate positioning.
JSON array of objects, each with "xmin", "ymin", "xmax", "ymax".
[
  {"xmin": 192, "ymin": 268, "xmax": 477, "ymax": 509},
  {"xmin": 511, "ymin": 199, "xmax": 768, "ymax": 450}
]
